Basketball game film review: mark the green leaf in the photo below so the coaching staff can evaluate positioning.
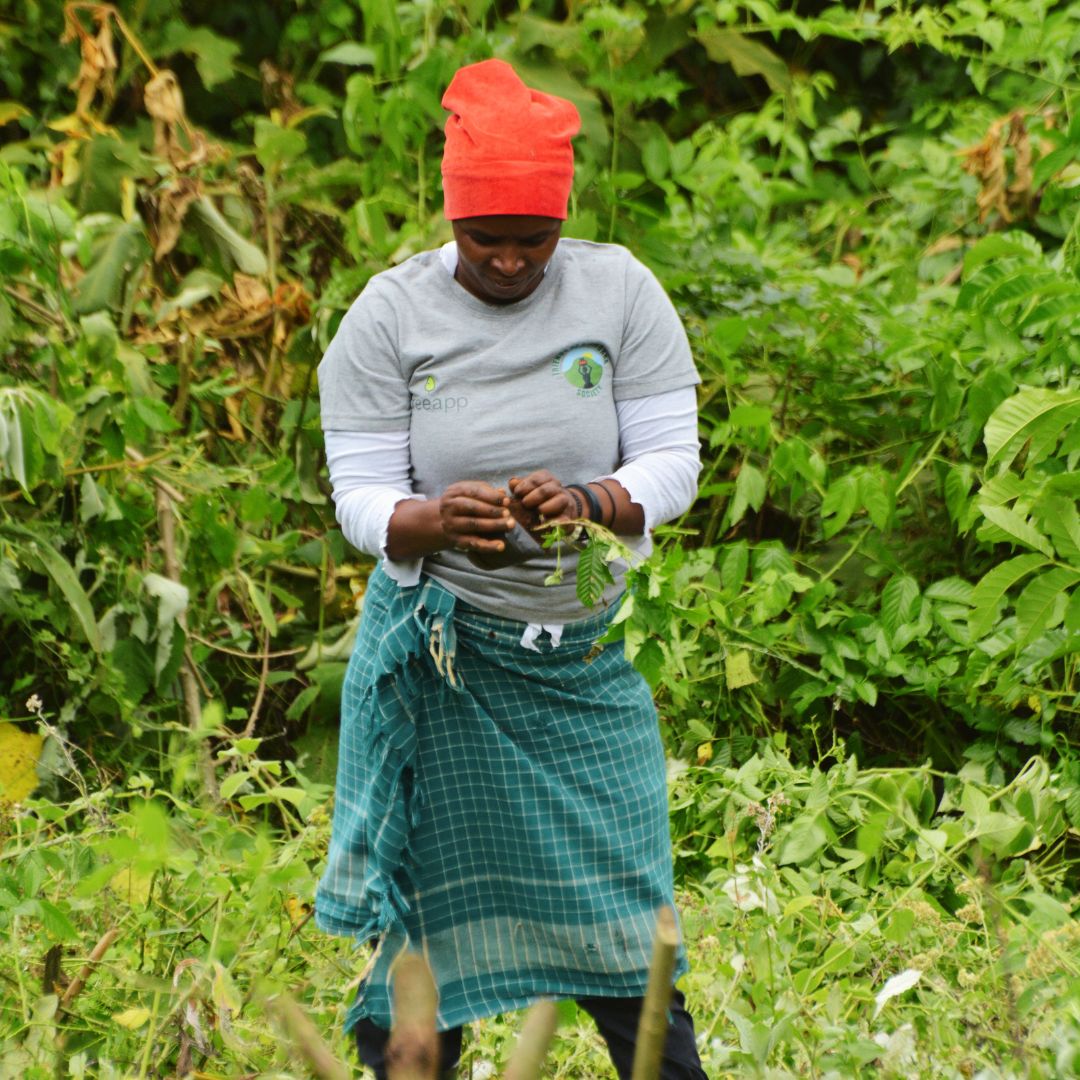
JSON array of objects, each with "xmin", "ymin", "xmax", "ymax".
[
  {"xmin": 697, "ymin": 28, "xmax": 792, "ymax": 95},
  {"xmin": 75, "ymin": 219, "xmax": 151, "ymax": 315},
  {"xmin": 983, "ymin": 387, "xmax": 1080, "ymax": 471},
  {"xmin": 720, "ymin": 541, "xmax": 748, "ymax": 593},
  {"xmin": 1014, "ymin": 567, "xmax": 1079, "ymax": 648},
  {"xmin": 576, "ymin": 540, "xmax": 614, "ymax": 609},
  {"xmin": 19, "ymin": 536, "xmax": 103, "ymax": 652},
  {"xmin": 155, "ymin": 268, "xmax": 224, "ymax": 323},
  {"xmin": 727, "ymin": 463, "xmax": 766, "ymax": 526},
  {"xmin": 724, "ymin": 650, "xmax": 758, "ymax": 689},
  {"xmin": 37, "ymin": 900, "xmax": 79, "ymax": 942},
  {"xmin": 977, "ymin": 503, "xmax": 1054, "ymax": 557},
  {"xmin": 963, "ymin": 232, "xmax": 1043, "ymax": 275},
  {"xmin": 858, "ymin": 470, "xmax": 891, "ymax": 531},
  {"xmin": 218, "ymin": 771, "xmax": 251, "ymax": 801},
  {"xmin": 969, "ymin": 554, "xmax": 1050, "ymax": 640},
  {"xmin": 254, "ymin": 117, "xmax": 307, "ymax": 171},
  {"xmin": 777, "ymin": 814, "xmax": 828, "ymax": 865},
  {"xmin": 821, "ymin": 473, "xmax": 858, "ymax": 538},
  {"xmin": 161, "ymin": 22, "xmax": 239, "ymax": 89},
  {"xmin": 189, "ymin": 197, "xmax": 268, "ymax": 277},
  {"xmin": 881, "ymin": 575, "xmax": 919, "ymax": 637},
  {"xmin": 0, "ymin": 292, "xmax": 13, "ymax": 352},
  {"xmin": 319, "ymin": 42, "xmax": 377, "ymax": 66}
]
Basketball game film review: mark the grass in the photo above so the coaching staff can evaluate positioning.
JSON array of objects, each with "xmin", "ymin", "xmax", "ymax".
[{"xmin": 1, "ymin": 741, "xmax": 1078, "ymax": 1078}]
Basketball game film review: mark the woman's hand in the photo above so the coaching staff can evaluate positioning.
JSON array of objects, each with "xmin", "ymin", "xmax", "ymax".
[
  {"xmin": 508, "ymin": 470, "xmax": 578, "ymax": 525},
  {"xmin": 438, "ymin": 481, "xmax": 515, "ymax": 553}
]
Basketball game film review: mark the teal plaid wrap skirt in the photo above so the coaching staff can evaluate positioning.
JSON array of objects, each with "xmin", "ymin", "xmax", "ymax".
[{"xmin": 315, "ymin": 565, "xmax": 686, "ymax": 1032}]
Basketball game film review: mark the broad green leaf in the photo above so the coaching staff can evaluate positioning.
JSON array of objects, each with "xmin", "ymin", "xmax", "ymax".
[
  {"xmin": 161, "ymin": 22, "xmax": 239, "ymax": 89},
  {"xmin": 720, "ymin": 541, "xmax": 748, "ymax": 593},
  {"xmin": 925, "ymin": 577, "xmax": 974, "ymax": 604},
  {"xmin": 189, "ymin": 197, "xmax": 268, "ymax": 276},
  {"xmin": 37, "ymin": 899, "xmax": 79, "ymax": 942},
  {"xmin": 1038, "ymin": 495, "xmax": 1080, "ymax": 561},
  {"xmin": 1014, "ymin": 567, "xmax": 1079, "ymax": 648},
  {"xmin": 969, "ymin": 553, "xmax": 1050, "ymax": 640},
  {"xmin": 777, "ymin": 814, "xmax": 828, "ymax": 865},
  {"xmin": 143, "ymin": 573, "xmax": 189, "ymax": 677},
  {"xmin": 218, "ymin": 770, "xmax": 251, "ymax": 801},
  {"xmin": 977, "ymin": 503, "xmax": 1054, "ymax": 557},
  {"xmin": 254, "ymin": 118, "xmax": 307, "ymax": 171},
  {"xmin": 858, "ymin": 469, "xmax": 891, "ymax": 531},
  {"xmin": 74, "ymin": 219, "xmax": 151, "ymax": 315},
  {"xmin": 319, "ymin": 42, "xmax": 377, "ymax": 66},
  {"xmin": 155, "ymin": 268, "xmax": 224, "ymax": 323},
  {"xmin": 724, "ymin": 650, "xmax": 757, "ymax": 689},
  {"xmin": 728, "ymin": 462, "xmax": 766, "ymax": 526},
  {"xmin": 983, "ymin": 387, "xmax": 1080, "ymax": 471},
  {"xmin": 963, "ymin": 231, "xmax": 1043, "ymax": 275},
  {"xmin": 576, "ymin": 539, "xmax": 614, "ymax": 609},
  {"xmin": 821, "ymin": 473, "xmax": 858, "ymax": 538},
  {"xmin": 698, "ymin": 28, "xmax": 792, "ymax": 94},
  {"xmin": 21, "ymin": 536, "xmax": 103, "ymax": 652},
  {"xmin": 881, "ymin": 575, "xmax": 919, "ymax": 637}
]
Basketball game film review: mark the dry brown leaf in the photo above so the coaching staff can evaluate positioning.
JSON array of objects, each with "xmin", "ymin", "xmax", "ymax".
[
  {"xmin": 152, "ymin": 175, "xmax": 202, "ymax": 261},
  {"xmin": 62, "ymin": 6, "xmax": 118, "ymax": 118},
  {"xmin": 233, "ymin": 274, "xmax": 272, "ymax": 313},
  {"xmin": 840, "ymin": 253, "xmax": 863, "ymax": 280},
  {"xmin": 959, "ymin": 109, "xmax": 1039, "ymax": 223},
  {"xmin": 925, "ymin": 235, "xmax": 963, "ymax": 257}
]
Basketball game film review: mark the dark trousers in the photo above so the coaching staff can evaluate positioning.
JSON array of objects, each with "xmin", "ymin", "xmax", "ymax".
[{"xmin": 353, "ymin": 989, "xmax": 708, "ymax": 1079}]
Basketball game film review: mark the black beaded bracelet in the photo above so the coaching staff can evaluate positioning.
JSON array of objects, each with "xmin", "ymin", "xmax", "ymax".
[
  {"xmin": 593, "ymin": 481, "xmax": 617, "ymax": 525},
  {"xmin": 567, "ymin": 483, "xmax": 603, "ymax": 524}
]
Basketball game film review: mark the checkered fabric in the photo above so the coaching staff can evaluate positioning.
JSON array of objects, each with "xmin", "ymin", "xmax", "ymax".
[{"xmin": 315, "ymin": 565, "xmax": 686, "ymax": 1032}]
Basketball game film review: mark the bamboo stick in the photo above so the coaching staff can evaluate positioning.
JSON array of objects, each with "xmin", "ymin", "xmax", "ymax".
[
  {"xmin": 505, "ymin": 1000, "xmax": 559, "ymax": 1080},
  {"xmin": 630, "ymin": 906, "xmax": 679, "ymax": 1080},
  {"xmin": 387, "ymin": 952, "xmax": 440, "ymax": 1080},
  {"xmin": 265, "ymin": 993, "xmax": 350, "ymax": 1080},
  {"xmin": 59, "ymin": 926, "xmax": 120, "ymax": 1011}
]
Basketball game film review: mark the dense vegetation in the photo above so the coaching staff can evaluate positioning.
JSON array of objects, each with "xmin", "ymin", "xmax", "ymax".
[{"xmin": 1, "ymin": 0, "xmax": 1078, "ymax": 1076}]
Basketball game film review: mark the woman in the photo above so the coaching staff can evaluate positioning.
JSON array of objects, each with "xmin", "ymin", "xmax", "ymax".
[{"xmin": 315, "ymin": 59, "xmax": 706, "ymax": 1079}]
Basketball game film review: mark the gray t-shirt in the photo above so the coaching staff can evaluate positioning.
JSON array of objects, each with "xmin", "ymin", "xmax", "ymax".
[{"xmin": 318, "ymin": 239, "xmax": 699, "ymax": 623}]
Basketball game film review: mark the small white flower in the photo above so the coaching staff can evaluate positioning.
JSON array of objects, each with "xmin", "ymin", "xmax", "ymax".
[
  {"xmin": 25, "ymin": 694, "xmax": 43, "ymax": 713},
  {"xmin": 873, "ymin": 969, "xmax": 922, "ymax": 1018},
  {"xmin": 472, "ymin": 1062, "xmax": 496, "ymax": 1080}
]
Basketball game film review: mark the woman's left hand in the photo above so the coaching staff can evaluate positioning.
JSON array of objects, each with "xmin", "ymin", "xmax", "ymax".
[{"xmin": 508, "ymin": 470, "xmax": 578, "ymax": 525}]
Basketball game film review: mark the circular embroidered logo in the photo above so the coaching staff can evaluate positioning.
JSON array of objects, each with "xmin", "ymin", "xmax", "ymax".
[{"xmin": 554, "ymin": 345, "xmax": 608, "ymax": 397}]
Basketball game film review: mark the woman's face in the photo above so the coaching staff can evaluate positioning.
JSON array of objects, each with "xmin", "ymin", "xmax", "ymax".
[{"xmin": 451, "ymin": 215, "xmax": 562, "ymax": 305}]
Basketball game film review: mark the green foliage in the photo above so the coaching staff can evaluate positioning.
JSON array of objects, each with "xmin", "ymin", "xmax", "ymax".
[{"xmin": 1, "ymin": 1, "xmax": 1080, "ymax": 1074}]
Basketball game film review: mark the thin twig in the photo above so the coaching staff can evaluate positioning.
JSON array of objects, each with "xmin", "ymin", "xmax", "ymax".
[
  {"xmin": 188, "ymin": 632, "xmax": 305, "ymax": 660},
  {"xmin": 155, "ymin": 483, "xmax": 219, "ymax": 804},
  {"xmin": 241, "ymin": 627, "xmax": 271, "ymax": 738}
]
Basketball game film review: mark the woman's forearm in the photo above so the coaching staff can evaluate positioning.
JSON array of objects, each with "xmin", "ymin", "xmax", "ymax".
[{"xmin": 384, "ymin": 498, "xmax": 450, "ymax": 560}]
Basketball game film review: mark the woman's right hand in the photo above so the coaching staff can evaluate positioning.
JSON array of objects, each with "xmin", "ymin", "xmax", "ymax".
[{"xmin": 438, "ymin": 481, "xmax": 515, "ymax": 554}]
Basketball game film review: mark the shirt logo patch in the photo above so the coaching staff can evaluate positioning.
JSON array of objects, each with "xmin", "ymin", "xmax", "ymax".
[
  {"xmin": 424, "ymin": 375, "xmax": 437, "ymax": 392},
  {"xmin": 553, "ymin": 344, "xmax": 608, "ymax": 398}
]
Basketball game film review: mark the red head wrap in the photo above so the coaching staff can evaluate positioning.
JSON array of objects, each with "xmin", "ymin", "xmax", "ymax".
[{"xmin": 441, "ymin": 59, "xmax": 581, "ymax": 221}]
